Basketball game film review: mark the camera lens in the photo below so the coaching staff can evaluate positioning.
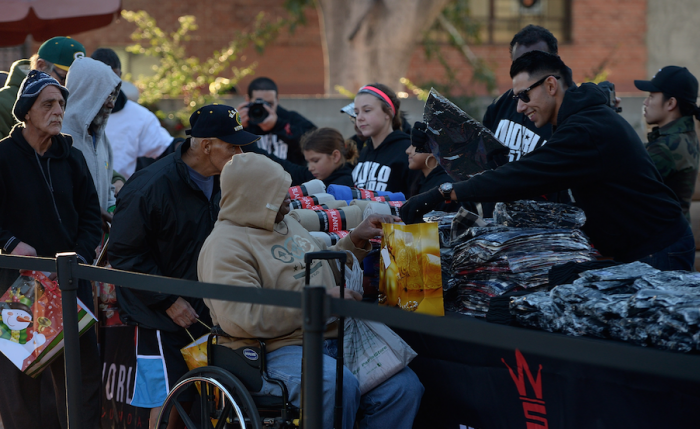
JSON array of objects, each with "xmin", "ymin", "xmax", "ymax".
[{"xmin": 248, "ymin": 99, "xmax": 269, "ymax": 125}]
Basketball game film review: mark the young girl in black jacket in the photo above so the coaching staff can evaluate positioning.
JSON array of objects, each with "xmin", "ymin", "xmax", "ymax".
[
  {"xmin": 253, "ymin": 127, "xmax": 358, "ymax": 187},
  {"xmin": 351, "ymin": 83, "xmax": 418, "ymax": 195}
]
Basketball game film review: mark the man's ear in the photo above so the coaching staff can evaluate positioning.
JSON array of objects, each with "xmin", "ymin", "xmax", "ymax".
[
  {"xmin": 201, "ymin": 138, "xmax": 212, "ymax": 154},
  {"xmin": 36, "ymin": 58, "xmax": 47, "ymax": 71},
  {"xmin": 546, "ymin": 76, "xmax": 559, "ymax": 96},
  {"xmin": 245, "ymin": 95, "xmax": 250, "ymax": 102},
  {"xmin": 665, "ymin": 96, "xmax": 678, "ymax": 112}
]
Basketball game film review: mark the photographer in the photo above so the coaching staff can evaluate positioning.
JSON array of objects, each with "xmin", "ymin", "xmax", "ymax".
[{"xmin": 237, "ymin": 77, "xmax": 316, "ymax": 166}]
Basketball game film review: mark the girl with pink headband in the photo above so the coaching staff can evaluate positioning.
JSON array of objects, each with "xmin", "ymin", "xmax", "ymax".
[{"xmin": 351, "ymin": 83, "xmax": 419, "ymax": 196}]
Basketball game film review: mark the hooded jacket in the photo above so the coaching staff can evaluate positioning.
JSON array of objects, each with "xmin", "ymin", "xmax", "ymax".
[
  {"xmin": 454, "ymin": 83, "xmax": 687, "ymax": 261},
  {"xmin": 352, "ymin": 129, "xmax": 419, "ymax": 196},
  {"xmin": 109, "ymin": 140, "xmax": 218, "ymax": 331},
  {"xmin": 0, "ymin": 126, "xmax": 102, "ymax": 263},
  {"xmin": 63, "ymin": 57, "xmax": 121, "ymax": 210},
  {"xmin": 0, "ymin": 59, "xmax": 30, "ymax": 140},
  {"xmin": 198, "ymin": 153, "xmax": 370, "ymax": 352}
]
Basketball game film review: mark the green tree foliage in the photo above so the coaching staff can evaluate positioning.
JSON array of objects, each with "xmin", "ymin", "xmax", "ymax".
[{"xmin": 121, "ymin": 10, "xmax": 285, "ymax": 125}]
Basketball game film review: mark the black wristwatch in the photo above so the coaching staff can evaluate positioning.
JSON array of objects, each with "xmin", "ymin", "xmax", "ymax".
[{"xmin": 438, "ymin": 182, "xmax": 453, "ymax": 202}]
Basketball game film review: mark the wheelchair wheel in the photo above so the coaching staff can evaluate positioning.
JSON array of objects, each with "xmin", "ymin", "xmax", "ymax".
[{"xmin": 156, "ymin": 366, "xmax": 263, "ymax": 429}]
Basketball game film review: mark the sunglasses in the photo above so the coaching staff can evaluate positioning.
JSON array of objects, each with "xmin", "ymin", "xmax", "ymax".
[
  {"xmin": 51, "ymin": 66, "xmax": 67, "ymax": 85},
  {"xmin": 512, "ymin": 75, "xmax": 560, "ymax": 103}
]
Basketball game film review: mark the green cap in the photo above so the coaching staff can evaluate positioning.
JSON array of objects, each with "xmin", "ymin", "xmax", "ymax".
[{"xmin": 37, "ymin": 37, "xmax": 86, "ymax": 71}]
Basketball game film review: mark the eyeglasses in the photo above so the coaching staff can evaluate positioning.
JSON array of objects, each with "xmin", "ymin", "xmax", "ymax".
[
  {"xmin": 51, "ymin": 66, "xmax": 67, "ymax": 85},
  {"xmin": 107, "ymin": 89, "xmax": 120, "ymax": 103},
  {"xmin": 512, "ymin": 75, "xmax": 560, "ymax": 103}
]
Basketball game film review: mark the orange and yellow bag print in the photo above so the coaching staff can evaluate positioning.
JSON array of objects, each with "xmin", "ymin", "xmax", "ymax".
[{"xmin": 379, "ymin": 223, "xmax": 444, "ymax": 316}]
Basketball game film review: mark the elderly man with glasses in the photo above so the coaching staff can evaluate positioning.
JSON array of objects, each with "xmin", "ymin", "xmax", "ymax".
[
  {"xmin": 63, "ymin": 56, "xmax": 122, "ymax": 233},
  {"xmin": 401, "ymin": 51, "xmax": 693, "ymax": 271}
]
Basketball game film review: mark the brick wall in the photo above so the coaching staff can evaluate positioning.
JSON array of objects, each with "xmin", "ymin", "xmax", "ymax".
[{"xmin": 62, "ymin": 0, "xmax": 646, "ymax": 96}]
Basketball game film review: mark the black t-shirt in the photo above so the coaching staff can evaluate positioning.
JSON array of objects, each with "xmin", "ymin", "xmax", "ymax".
[{"xmin": 482, "ymin": 89, "xmax": 553, "ymax": 162}]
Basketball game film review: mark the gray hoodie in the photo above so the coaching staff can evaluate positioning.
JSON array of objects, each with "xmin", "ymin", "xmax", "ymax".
[{"xmin": 63, "ymin": 57, "xmax": 121, "ymax": 210}]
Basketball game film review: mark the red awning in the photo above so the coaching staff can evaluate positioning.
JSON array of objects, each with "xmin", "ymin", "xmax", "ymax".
[{"xmin": 0, "ymin": 0, "xmax": 122, "ymax": 47}]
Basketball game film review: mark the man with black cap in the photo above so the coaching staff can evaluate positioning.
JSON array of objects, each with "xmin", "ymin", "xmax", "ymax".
[
  {"xmin": 109, "ymin": 104, "xmax": 260, "ymax": 428},
  {"xmin": 0, "ymin": 36, "xmax": 86, "ymax": 139},
  {"xmin": 635, "ymin": 66, "xmax": 700, "ymax": 222},
  {"xmin": 0, "ymin": 70, "xmax": 103, "ymax": 429}
]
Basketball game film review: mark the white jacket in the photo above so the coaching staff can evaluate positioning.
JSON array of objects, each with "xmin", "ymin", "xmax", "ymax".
[{"xmin": 105, "ymin": 99, "xmax": 172, "ymax": 179}]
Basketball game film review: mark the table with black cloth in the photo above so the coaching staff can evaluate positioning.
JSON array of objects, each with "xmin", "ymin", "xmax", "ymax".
[{"xmin": 396, "ymin": 312, "xmax": 700, "ymax": 429}]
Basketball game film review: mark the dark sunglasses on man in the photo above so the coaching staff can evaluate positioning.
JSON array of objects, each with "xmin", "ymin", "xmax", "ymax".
[
  {"xmin": 512, "ymin": 75, "xmax": 560, "ymax": 103},
  {"xmin": 51, "ymin": 66, "xmax": 67, "ymax": 85}
]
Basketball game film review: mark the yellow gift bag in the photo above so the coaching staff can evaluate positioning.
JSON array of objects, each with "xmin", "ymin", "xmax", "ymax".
[
  {"xmin": 180, "ymin": 319, "xmax": 212, "ymax": 371},
  {"xmin": 379, "ymin": 222, "xmax": 444, "ymax": 316}
]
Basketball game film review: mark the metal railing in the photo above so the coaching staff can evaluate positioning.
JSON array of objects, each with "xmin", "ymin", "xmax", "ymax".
[{"xmin": 2, "ymin": 252, "xmax": 700, "ymax": 428}]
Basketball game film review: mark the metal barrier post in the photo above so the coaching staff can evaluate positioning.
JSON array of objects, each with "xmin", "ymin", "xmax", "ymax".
[
  {"xmin": 302, "ymin": 286, "xmax": 329, "ymax": 429},
  {"xmin": 56, "ymin": 252, "xmax": 82, "ymax": 429}
]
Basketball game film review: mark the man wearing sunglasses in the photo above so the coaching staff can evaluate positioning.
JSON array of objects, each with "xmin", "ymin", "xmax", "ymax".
[
  {"xmin": 63, "ymin": 57, "xmax": 122, "ymax": 233},
  {"xmin": 402, "ymin": 50, "xmax": 693, "ymax": 271},
  {"xmin": 0, "ymin": 36, "xmax": 85, "ymax": 140}
]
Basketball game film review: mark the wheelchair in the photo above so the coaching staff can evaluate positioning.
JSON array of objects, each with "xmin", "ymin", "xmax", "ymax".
[
  {"xmin": 155, "ymin": 326, "xmax": 301, "ymax": 429},
  {"xmin": 156, "ymin": 252, "xmax": 348, "ymax": 429}
]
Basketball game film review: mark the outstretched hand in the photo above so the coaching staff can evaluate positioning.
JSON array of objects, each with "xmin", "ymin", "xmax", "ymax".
[
  {"xmin": 349, "ymin": 214, "xmax": 401, "ymax": 248},
  {"xmin": 399, "ymin": 187, "xmax": 444, "ymax": 224}
]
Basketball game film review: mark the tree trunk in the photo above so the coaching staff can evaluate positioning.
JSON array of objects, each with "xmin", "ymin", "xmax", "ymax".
[{"xmin": 316, "ymin": 0, "xmax": 452, "ymax": 95}]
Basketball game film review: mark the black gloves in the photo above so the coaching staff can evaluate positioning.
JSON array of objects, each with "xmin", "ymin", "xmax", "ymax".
[
  {"xmin": 411, "ymin": 121, "xmax": 430, "ymax": 153},
  {"xmin": 399, "ymin": 187, "xmax": 444, "ymax": 224}
]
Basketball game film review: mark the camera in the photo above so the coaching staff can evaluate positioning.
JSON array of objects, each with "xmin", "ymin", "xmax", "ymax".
[
  {"xmin": 598, "ymin": 81, "xmax": 622, "ymax": 113},
  {"xmin": 247, "ymin": 98, "xmax": 272, "ymax": 125}
]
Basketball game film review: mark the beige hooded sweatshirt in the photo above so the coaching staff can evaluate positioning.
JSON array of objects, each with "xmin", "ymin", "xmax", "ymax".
[{"xmin": 198, "ymin": 153, "xmax": 370, "ymax": 352}]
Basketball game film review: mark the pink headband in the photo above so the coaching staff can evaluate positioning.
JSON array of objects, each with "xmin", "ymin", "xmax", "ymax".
[{"xmin": 358, "ymin": 86, "xmax": 396, "ymax": 116}]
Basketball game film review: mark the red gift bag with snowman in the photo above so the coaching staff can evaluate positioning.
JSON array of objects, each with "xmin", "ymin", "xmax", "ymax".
[{"xmin": 0, "ymin": 270, "xmax": 96, "ymax": 377}]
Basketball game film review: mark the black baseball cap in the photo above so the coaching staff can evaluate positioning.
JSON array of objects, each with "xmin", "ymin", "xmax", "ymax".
[
  {"xmin": 634, "ymin": 66, "xmax": 699, "ymax": 105},
  {"xmin": 186, "ymin": 104, "xmax": 260, "ymax": 146}
]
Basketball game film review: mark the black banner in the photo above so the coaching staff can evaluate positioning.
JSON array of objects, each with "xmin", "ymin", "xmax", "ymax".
[
  {"xmin": 397, "ymin": 318, "xmax": 700, "ymax": 428},
  {"xmin": 101, "ymin": 326, "xmax": 150, "ymax": 429}
]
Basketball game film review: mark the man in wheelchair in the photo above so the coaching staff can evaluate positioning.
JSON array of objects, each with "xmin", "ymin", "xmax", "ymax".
[{"xmin": 198, "ymin": 153, "xmax": 424, "ymax": 428}]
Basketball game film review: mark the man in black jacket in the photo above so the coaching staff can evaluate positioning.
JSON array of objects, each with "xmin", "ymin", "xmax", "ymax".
[
  {"xmin": 0, "ymin": 71, "xmax": 103, "ymax": 429},
  {"xmin": 109, "ymin": 104, "xmax": 259, "ymax": 427},
  {"xmin": 402, "ymin": 51, "xmax": 694, "ymax": 270},
  {"xmin": 237, "ymin": 76, "xmax": 316, "ymax": 166}
]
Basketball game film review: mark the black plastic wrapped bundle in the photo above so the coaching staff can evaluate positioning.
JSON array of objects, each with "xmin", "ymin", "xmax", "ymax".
[
  {"xmin": 423, "ymin": 88, "xmax": 510, "ymax": 181},
  {"xmin": 493, "ymin": 200, "xmax": 587, "ymax": 229},
  {"xmin": 509, "ymin": 262, "xmax": 700, "ymax": 352}
]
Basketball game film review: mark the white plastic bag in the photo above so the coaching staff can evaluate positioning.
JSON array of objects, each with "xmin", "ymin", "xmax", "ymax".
[
  {"xmin": 343, "ymin": 318, "xmax": 417, "ymax": 394},
  {"xmin": 339, "ymin": 253, "xmax": 417, "ymax": 394}
]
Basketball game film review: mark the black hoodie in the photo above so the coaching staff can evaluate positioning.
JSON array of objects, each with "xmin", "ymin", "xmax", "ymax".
[
  {"xmin": 0, "ymin": 126, "xmax": 102, "ymax": 263},
  {"xmin": 454, "ymin": 83, "xmax": 687, "ymax": 261},
  {"xmin": 352, "ymin": 130, "xmax": 419, "ymax": 196}
]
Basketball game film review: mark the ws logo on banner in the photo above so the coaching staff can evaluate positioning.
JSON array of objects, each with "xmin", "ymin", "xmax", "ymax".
[{"xmin": 502, "ymin": 349, "xmax": 549, "ymax": 429}]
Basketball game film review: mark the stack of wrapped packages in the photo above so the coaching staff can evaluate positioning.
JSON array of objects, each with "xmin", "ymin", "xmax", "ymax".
[
  {"xmin": 443, "ymin": 201, "xmax": 599, "ymax": 317},
  {"xmin": 287, "ymin": 180, "xmax": 405, "ymax": 246},
  {"xmin": 510, "ymin": 262, "xmax": 700, "ymax": 352}
]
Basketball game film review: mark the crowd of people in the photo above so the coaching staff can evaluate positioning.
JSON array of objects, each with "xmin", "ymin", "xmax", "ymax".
[{"xmin": 0, "ymin": 22, "xmax": 699, "ymax": 428}]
